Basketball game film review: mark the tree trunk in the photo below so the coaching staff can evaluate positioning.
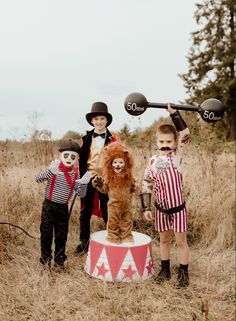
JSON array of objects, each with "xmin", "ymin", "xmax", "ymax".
[{"xmin": 227, "ymin": 109, "xmax": 236, "ymax": 141}]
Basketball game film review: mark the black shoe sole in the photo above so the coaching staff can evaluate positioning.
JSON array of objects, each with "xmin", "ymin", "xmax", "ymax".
[{"xmin": 74, "ymin": 246, "xmax": 88, "ymax": 254}]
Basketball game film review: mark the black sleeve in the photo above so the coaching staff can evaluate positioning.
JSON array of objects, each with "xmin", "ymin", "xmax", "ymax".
[{"xmin": 170, "ymin": 111, "xmax": 187, "ymax": 132}]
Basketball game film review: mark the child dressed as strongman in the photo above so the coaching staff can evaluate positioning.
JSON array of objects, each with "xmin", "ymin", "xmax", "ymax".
[
  {"xmin": 36, "ymin": 139, "xmax": 91, "ymax": 270},
  {"xmin": 140, "ymin": 104, "xmax": 190, "ymax": 288}
]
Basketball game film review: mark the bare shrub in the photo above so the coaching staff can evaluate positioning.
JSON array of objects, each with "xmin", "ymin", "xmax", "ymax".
[{"xmin": 30, "ymin": 130, "xmax": 55, "ymax": 166}]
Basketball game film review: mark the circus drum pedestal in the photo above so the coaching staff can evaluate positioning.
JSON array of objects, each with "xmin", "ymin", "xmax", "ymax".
[{"xmin": 85, "ymin": 230, "xmax": 154, "ymax": 282}]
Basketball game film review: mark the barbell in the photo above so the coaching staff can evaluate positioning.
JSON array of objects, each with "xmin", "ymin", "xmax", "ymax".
[{"xmin": 124, "ymin": 92, "xmax": 224, "ymax": 123}]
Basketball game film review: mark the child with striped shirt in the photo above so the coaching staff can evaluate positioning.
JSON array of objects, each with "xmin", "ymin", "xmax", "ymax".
[
  {"xmin": 35, "ymin": 139, "xmax": 91, "ymax": 270},
  {"xmin": 140, "ymin": 104, "xmax": 190, "ymax": 288}
]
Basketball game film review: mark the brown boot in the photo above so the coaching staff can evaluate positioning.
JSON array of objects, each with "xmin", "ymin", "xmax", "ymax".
[{"xmin": 176, "ymin": 265, "xmax": 189, "ymax": 288}]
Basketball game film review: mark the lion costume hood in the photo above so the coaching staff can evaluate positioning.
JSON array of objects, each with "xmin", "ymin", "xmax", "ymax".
[{"xmin": 102, "ymin": 141, "xmax": 134, "ymax": 189}]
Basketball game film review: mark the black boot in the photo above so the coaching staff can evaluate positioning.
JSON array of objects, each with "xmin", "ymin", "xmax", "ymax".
[
  {"xmin": 154, "ymin": 260, "xmax": 171, "ymax": 284},
  {"xmin": 176, "ymin": 264, "xmax": 189, "ymax": 288},
  {"xmin": 54, "ymin": 253, "xmax": 67, "ymax": 271},
  {"xmin": 74, "ymin": 240, "xmax": 89, "ymax": 254},
  {"xmin": 54, "ymin": 261, "xmax": 65, "ymax": 272},
  {"xmin": 39, "ymin": 257, "xmax": 51, "ymax": 271}
]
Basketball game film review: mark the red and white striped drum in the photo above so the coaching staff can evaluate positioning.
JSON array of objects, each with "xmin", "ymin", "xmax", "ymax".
[{"xmin": 85, "ymin": 230, "xmax": 154, "ymax": 282}]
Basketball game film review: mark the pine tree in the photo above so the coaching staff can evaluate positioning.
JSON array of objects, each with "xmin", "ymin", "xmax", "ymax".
[{"xmin": 180, "ymin": 0, "xmax": 236, "ymax": 140}]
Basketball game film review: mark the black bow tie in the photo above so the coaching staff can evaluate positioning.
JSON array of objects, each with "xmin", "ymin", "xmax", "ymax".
[{"xmin": 93, "ymin": 132, "xmax": 106, "ymax": 139}]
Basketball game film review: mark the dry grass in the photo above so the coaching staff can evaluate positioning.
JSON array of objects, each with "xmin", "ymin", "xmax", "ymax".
[{"xmin": 0, "ymin": 141, "xmax": 235, "ymax": 321}]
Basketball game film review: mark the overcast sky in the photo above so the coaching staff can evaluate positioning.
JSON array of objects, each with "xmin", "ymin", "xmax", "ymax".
[{"xmin": 0, "ymin": 0, "xmax": 198, "ymax": 141}]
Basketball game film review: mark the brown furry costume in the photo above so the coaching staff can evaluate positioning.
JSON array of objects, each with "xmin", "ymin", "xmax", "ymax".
[{"xmin": 92, "ymin": 142, "xmax": 137, "ymax": 243}]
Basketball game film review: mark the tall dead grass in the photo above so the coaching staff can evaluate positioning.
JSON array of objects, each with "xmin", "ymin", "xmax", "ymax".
[{"xmin": 0, "ymin": 140, "xmax": 235, "ymax": 321}]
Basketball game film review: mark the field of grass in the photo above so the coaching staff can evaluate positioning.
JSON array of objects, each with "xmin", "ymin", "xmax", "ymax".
[{"xmin": 0, "ymin": 140, "xmax": 235, "ymax": 321}]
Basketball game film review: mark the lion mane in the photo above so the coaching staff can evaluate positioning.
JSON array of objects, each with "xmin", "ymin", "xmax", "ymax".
[{"xmin": 102, "ymin": 141, "xmax": 134, "ymax": 189}]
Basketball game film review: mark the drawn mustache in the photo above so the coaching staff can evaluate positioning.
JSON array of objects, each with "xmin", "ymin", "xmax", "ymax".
[{"xmin": 159, "ymin": 147, "xmax": 172, "ymax": 151}]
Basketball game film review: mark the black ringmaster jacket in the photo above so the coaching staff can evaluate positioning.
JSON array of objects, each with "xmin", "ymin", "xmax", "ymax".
[{"xmin": 79, "ymin": 129, "xmax": 115, "ymax": 176}]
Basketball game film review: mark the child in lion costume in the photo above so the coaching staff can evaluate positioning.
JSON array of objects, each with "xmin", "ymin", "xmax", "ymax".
[{"xmin": 92, "ymin": 141, "xmax": 138, "ymax": 244}]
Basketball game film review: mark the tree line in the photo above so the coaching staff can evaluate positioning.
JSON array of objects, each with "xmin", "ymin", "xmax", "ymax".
[{"xmin": 180, "ymin": 0, "xmax": 235, "ymax": 141}]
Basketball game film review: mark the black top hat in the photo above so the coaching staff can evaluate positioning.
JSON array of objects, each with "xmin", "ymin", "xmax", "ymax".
[
  {"xmin": 59, "ymin": 139, "xmax": 80, "ymax": 154},
  {"xmin": 86, "ymin": 102, "xmax": 112, "ymax": 127}
]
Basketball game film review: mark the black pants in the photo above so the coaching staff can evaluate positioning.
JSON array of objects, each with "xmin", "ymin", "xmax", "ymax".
[
  {"xmin": 40, "ymin": 199, "xmax": 68, "ymax": 265},
  {"xmin": 79, "ymin": 180, "xmax": 108, "ymax": 243}
]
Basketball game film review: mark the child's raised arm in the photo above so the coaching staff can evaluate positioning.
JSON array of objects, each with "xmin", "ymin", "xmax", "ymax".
[{"xmin": 35, "ymin": 160, "xmax": 59, "ymax": 183}]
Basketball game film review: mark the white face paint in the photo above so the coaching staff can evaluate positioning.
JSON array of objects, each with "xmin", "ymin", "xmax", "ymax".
[
  {"xmin": 60, "ymin": 151, "xmax": 79, "ymax": 167},
  {"xmin": 112, "ymin": 158, "xmax": 125, "ymax": 173}
]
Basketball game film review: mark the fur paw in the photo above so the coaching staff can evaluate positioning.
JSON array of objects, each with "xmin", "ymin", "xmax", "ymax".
[{"xmin": 92, "ymin": 175, "xmax": 104, "ymax": 188}]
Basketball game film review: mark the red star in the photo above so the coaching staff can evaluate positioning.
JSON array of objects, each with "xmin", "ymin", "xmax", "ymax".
[
  {"xmin": 145, "ymin": 260, "xmax": 153, "ymax": 274},
  {"xmin": 96, "ymin": 262, "xmax": 109, "ymax": 277},
  {"xmin": 122, "ymin": 264, "xmax": 136, "ymax": 280}
]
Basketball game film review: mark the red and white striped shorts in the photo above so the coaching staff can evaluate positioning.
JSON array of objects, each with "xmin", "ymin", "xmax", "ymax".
[{"xmin": 155, "ymin": 209, "xmax": 188, "ymax": 233}]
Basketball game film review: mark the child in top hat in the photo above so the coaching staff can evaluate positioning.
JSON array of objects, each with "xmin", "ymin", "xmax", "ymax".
[
  {"xmin": 74, "ymin": 101, "xmax": 117, "ymax": 254},
  {"xmin": 140, "ymin": 104, "xmax": 190, "ymax": 288},
  {"xmin": 35, "ymin": 139, "xmax": 91, "ymax": 270}
]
